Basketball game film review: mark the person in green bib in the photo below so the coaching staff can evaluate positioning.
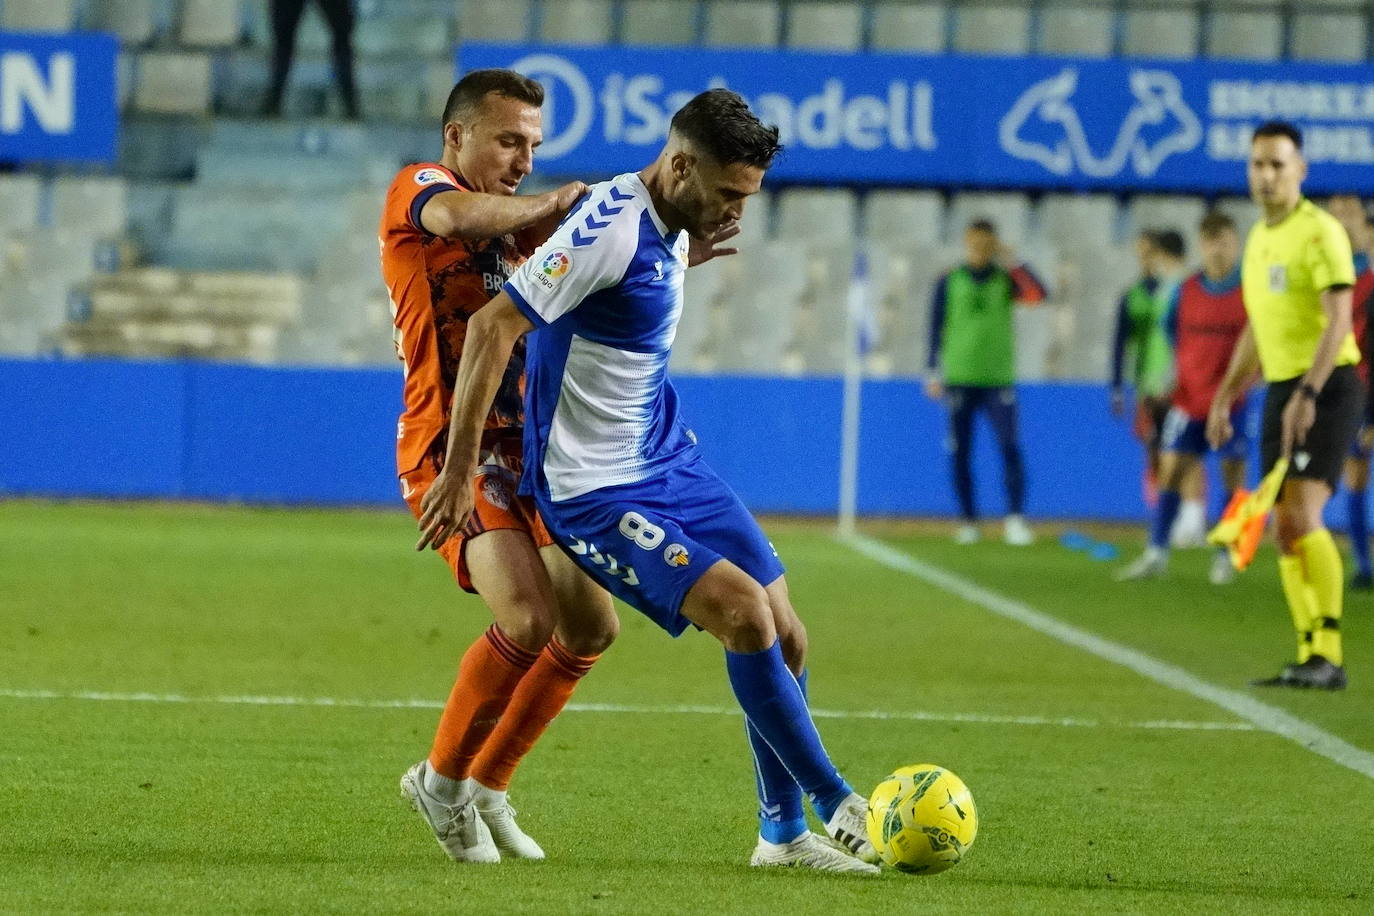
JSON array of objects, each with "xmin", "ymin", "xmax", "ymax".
[
  {"xmin": 1111, "ymin": 231, "xmax": 1173, "ymax": 487},
  {"xmin": 926, "ymin": 218, "xmax": 1047, "ymax": 545}
]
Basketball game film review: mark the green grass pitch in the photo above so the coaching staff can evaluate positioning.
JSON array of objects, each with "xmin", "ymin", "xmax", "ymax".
[{"xmin": 2, "ymin": 501, "xmax": 1372, "ymax": 914}]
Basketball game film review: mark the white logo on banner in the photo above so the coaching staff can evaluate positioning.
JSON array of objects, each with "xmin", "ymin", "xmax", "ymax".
[
  {"xmin": 509, "ymin": 53, "xmax": 595, "ymax": 158},
  {"xmin": 999, "ymin": 67, "xmax": 1201, "ymax": 178}
]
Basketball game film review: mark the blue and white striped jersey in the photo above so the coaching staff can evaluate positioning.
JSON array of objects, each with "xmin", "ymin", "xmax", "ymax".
[{"xmin": 504, "ymin": 172, "xmax": 697, "ymax": 502}]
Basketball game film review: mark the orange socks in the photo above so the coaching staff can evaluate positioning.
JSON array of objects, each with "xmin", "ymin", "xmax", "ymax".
[
  {"xmin": 470, "ymin": 639, "xmax": 600, "ymax": 791},
  {"xmin": 427, "ymin": 625, "xmax": 539, "ymax": 781}
]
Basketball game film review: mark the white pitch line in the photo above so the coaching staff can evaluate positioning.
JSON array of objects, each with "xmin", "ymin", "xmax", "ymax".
[
  {"xmin": 843, "ymin": 533, "xmax": 1374, "ymax": 780},
  {"xmin": 0, "ymin": 687, "xmax": 1253, "ymax": 733}
]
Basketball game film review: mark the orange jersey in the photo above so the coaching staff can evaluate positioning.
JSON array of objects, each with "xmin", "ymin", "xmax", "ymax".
[{"xmin": 379, "ymin": 162, "xmax": 533, "ymax": 475}]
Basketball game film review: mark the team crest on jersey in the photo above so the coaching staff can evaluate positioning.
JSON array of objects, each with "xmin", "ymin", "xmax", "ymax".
[
  {"xmin": 663, "ymin": 543, "xmax": 690, "ymax": 567},
  {"xmin": 481, "ymin": 475, "xmax": 511, "ymax": 510},
  {"xmin": 413, "ymin": 167, "xmax": 449, "ymax": 185},
  {"xmin": 536, "ymin": 249, "xmax": 572, "ymax": 290}
]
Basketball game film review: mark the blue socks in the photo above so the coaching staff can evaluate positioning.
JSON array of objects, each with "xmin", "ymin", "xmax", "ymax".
[
  {"xmin": 726, "ymin": 642, "xmax": 852, "ymax": 832},
  {"xmin": 1151, "ymin": 490, "xmax": 1183, "ymax": 550},
  {"xmin": 1349, "ymin": 489, "xmax": 1371, "ymax": 577},
  {"xmin": 745, "ymin": 670, "xmax": 808, "ymax": 843}
]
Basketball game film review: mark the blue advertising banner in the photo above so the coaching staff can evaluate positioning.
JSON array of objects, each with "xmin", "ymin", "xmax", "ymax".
[
  {"xmin": 0, "ymin": 32, "xmax": 117, "ymax": 163},
  {"xmin": 459, "ymin": 43, "xmax": 1374, "ymax": 193}
]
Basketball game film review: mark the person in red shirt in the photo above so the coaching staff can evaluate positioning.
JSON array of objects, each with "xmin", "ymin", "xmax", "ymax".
[
  {"xmin": 1119, "ymin": 211, "xmax": 1251, "ymax": 584},
  {"xmin": 1328, "ymin": 195, "xmax": 1374, "ymax": 587},
  {"xmin": 379, "ymin": 68, "xmax": 613, "ymax": 864}
]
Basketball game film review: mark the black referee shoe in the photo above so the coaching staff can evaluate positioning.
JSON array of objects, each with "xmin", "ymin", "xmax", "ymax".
[{"xmin": 1251, "ymin": 655, "xmax": 1347, "ymax": 690}]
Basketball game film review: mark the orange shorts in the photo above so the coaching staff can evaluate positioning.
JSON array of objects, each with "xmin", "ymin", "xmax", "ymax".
[{"xmin": 400, "ymin": 444, "xmax": 553, "ymax": 594}]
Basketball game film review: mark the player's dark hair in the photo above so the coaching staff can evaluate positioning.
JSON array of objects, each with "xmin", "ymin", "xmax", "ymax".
[
  {"xmin": 966, "ymin": 219, "xmax": 997, "ymax": 236},
  {"xmin": 443, "ymin": 69, "xmax": 544, "ymax": 127},
  {"xmin": 670, "ymin": 89, "xmax": 782, "ymax": 169},
  {"xmin": 1154, "ymin": 229, "xmax": 1186, "ymax": 259},
  {"xmin": 1253, "ymin": 120, "xmax": 1303, "ymax": 151},
  {"xmin": 1198, "ymin": 210, "xmax": 1236, "ymax": 237}
]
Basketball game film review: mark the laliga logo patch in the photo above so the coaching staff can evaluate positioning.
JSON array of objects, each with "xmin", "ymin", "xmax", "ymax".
[
  {"xmin": 536, "ymin": 249, "xmax": 571, "ymax": 290},
  {"xmin": 413, "ymin": 167, "xmax": 449, "ymax": 185},
  {"xmin": 663, "ymin": 543, "xmax": 690, "ymax": 567}
]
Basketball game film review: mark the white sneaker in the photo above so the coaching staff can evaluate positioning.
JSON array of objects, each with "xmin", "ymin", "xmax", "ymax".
[
  {"xmin": 750, "ymin": 832, "xmax": 879, "ymax": 875},
  {"xmin": 1116, "ymin": 549, "xmax": 1167, "ymax": 581},
  {"xmin": 1004, "ymin": 514, "xmax": 1034, "ymax": 546},
  {"xmin": 399, "ymin": 762, "xmax": 500, "ymax": 863},
  {"xmin": 954, "ymin": 524, "xmax": 980, "ymax": 545},
  {"xmin": 824, "ymin": 793, "xmax": 881, "ymax": 864},
  {"xmin": 1209, "ymin": 551, "xmax": 1236, "ymax": 586},
  {"xmin": 1170, "ymin": 501, "xmax": 1209, "ymax": 549},
  {"xmin": 475, "ymin": 791, "xmax": 546, "ymax": 860}
]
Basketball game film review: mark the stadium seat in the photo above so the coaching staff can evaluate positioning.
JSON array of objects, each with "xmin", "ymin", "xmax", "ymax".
[
  {"xmin": 0, "ymin": 175, "xmax": 43, "ymax": 235},
  {"xmin": 787, "ymin": 2, "xmax": 863, "ymax": 51},
  {"xmin": 1057, "ymin": 244, "xmax": 1138, "ymax": 380},
  {"xmin": 84, "ymin": 0, "xmax": 159, "ymax": 46},
  {"xmin": 775, "ymin": 188, "xmax": 859, "ymax": 244},
  {"xmin": 1122, "ymin": 9, "xmax": 1199, "ymax": 59},
  {"xmin": 1125, "ymin": 194, "xmax": 1207, "ymax": 256},
  {"xmin": 672, "ymin": 254, "xmax": 728, "ymax": 371},
  {"xmin": 721, "ymin": 240, "xmax": 809, "ymax": 372},
  {"xmin": 133, "ymin": 52, "xmax": 213, "ymax": 116},
  {"xmin": 866, "ymin": 241, "xmax": 954, "ymax": 375},
  {"xmin": 946, "ymin": 192, "xmax": 1032, "ymax": 246},
  {"xmin": 356, "ymin": 14, "xmax": 455, "ymax": 57},
  {"xmin": 704, "ymin": 0, "xmax": 781, "ymax": 48},
  {"xmin": 538, "ymin": 0, "xmax": 613, "ymax": 45},
  {"xmin": 1038, "ymin": 3, "xmax": 1114, "ymax": 58},
  {"xmin": 863, "ymin": 190, "xmax": 945, "ymax": 246},
  {"xmin": 458, "ymin": 0, "xmax": 532, "ymax": 41},
  {"xmin": 953, "ymin": 5, "xmax": 1031, "ymax": 55},
  {"xmin": 1291, "ymin": 12, "xmax": 1367, "ymax": 62},
  {"xmin": 178, "ymin": 0, "xmax": 241, "ymax": 47},
  {"xmin": 869, "ymin": 2, "xmax": 947, "ymax": 52},
  {"xmin": 1038, "ymin": 193, "xmax": 1119, "ymax": 251},
  {"xmin": 1206, "ymin": 10, "xmax": 1282, "ymax": 61},
  {"xmin": 621, "ymin": 0, "xmax": 698, "ymax": 46},
  {"xmin": 0, "ymin": 0, "xmax": 75, "ymax": 31},
  {"xmin": 51, "ymin": 177, "xmax": 128, "ymax": 241}
]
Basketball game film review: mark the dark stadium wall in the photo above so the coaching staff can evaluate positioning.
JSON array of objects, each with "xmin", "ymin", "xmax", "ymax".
[{"xmin": 0, "ymin": 358, "xmax": 1252, "ymax": 522}]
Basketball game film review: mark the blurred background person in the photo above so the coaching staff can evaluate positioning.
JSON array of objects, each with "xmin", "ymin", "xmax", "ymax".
[
  {"xmin": 1118, "ymin": 211, "xmax": 1249, "ymax": 584},
  {"xmin": 1327, "ymin": 195, "xmax": 1374, "ymax": 589},
  {"xmin": 1111, "ymin": 230, "xmax": 1172, "ymax": 508},
  {"xmin": 262, "ymin": 0, "xmax": 360, "ymax": 119},
  {"xmin": 925, "ymin": 219, "xmax": 1047, "ymax": 546}
]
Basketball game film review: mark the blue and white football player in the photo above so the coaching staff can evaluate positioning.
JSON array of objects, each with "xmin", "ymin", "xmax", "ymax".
[{"xmin": 417, "ymin": 89, "xmax": 879, "ymax": 874}]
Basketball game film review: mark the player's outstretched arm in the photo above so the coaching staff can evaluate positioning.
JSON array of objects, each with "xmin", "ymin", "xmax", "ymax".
[
  {"xmin": 420, "ymin": 180, "xmax": 587, "ymax": 242},
  {"xmin": 416, "ymin": 292, "xmax": 534, "ymax": 551}
]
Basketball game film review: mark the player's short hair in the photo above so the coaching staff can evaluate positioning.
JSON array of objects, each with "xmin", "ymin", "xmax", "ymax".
[
  {"xmin": 443, "ymin": 68, "xmax": 544, "ymax": 127},
  {"xmin": 1252, "ymin": 120, "xmax": 1303, "ymax": 151},
  {"xmin": 966, "ymin": 219, "xmax": 997, "ymax": 236},
  {"xmin": 1198, "ymin": 210, "xmax": 1236, "ymax": 237},
  {"xmin": 669, "ymin": 89, "xmax": 782, "ymax": 169},
  {"xmin": 1154, "ymin": 229, "xmax": 1186, "ymax": 259}
]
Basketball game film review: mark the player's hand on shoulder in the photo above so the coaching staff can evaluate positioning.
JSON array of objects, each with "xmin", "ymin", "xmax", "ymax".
[
  {"xmin": 688, "ymin": 221, "xmax": 741, "ymax": 267},
  {"xmin": 549, "ymin": 180, "xmax": 589, "ymax": 215},
  {"xmin": 415, "ymin": 467, "xmax": 473, "ymax": 552}
]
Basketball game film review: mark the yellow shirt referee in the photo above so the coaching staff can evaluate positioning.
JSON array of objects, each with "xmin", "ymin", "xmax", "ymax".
[{"xmin": 1208, "ymin": 121, "xmax": 1363, "ymax": 690}]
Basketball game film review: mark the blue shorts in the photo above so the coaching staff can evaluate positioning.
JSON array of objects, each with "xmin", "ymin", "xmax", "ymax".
[
  {"xmin": 1160, "ymin": 405, "xmax": 1249, "ymax": 461},
  {"xmin": 534, "ymin": 457, "xmax": 785, "ymax": 637}
]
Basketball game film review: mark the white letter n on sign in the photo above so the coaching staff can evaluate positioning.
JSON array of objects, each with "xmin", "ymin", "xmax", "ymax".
[{"xmin": 1, "ymin": 52, "xmax": 74, "ymax": 134}]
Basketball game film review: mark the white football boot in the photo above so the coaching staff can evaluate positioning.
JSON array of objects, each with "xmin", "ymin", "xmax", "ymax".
[
  {"xmin": 1208, "ymin": 551, "xmax": 1236, "ymax": 586},
  {"xmin": 823, "ymin": 793, "xmax": 881, "ymax": 864},
  {"xmin": 474, "ymin": 788, "xmax": 546, "ymax": 860},
  {"xmin": 399, "ymin": 761, "xmax": 500, "ymax": 863},
  {"xmin": 1116, "ymin": 548, "xmax": 1167, "ymax": 581},
  {"xmin": 750, "ymin": 832, "xmax": 880, "ymax": 875},
  {"xmin": 954, "ymin": 524, "xmax": 980, "ymax": 545},
  {"xmin": 1003, "ymin": 514, "xmax": 1034, "ymax": 546}
]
